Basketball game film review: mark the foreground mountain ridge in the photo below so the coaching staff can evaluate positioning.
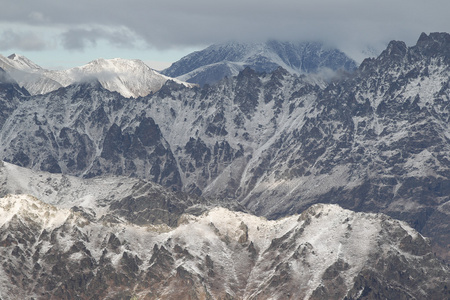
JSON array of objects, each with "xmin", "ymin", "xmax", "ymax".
[{"xmin": 0, "ymin": 191, "xmax": 447, "ymax": 299}]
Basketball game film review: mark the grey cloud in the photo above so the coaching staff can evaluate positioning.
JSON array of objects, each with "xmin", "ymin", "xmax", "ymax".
[
  {"xmin": 28, "ymin": 11, "xmax": 49, "ymax": 24},
  {"xmin": 60, "ymin": 27, "xmax": 137, "ymax": 50},
  {"xmin": 0, "ymin": 30, "xmax": 48, "ymax": 51},
  {"xmin": 2, "ymin": 0, "xmax": 450, "ymax": 58}
]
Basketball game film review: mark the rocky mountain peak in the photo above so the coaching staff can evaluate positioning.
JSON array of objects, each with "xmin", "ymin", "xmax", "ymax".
[
  {"xmin": 0, "ymin": 54, "xmax": 194, "ymax": 97},
  {"xmin": 414, "ymin": 32, "xmax": 450, "ymax": 59},
  {"xmin": 416, "ymin": 31, "xmax": 450, "ymax": 47},
  {"xmin": 0, "ymin": 31, "xmax": 450, "ymax": 298},
  {"xmin": 236, "ymin": 66, "xmax": 260, "ymax": 79},
  {"xmin": 379, "ymin": 40, "xmax": 408, "ymax": 62},
  {"xmin": 360, "ymin": 32, "xmax": 450, "ymax": 75},
  {"xmin": 7, "ymin": 53, "xmax": 20, "ymax": 61}
]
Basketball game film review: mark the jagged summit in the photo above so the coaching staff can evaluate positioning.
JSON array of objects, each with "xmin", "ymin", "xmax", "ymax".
[
  {"xmin": 413, "ymin": 32, "xmax": 450, "ymax": 60},
  {"xmin": 361, "ymin": 32, "xmax": 450, "ymax": 71},
  {"xmin": 1, "ymin": 32, "xmax": 450, "ymax": 262},
  {"xmin": 0, "ymin": 53, "xmax": 40, "ymax": 72},
  {"xmin": 416, "ymin": 31, "xmax": 450, "ymax": 47}
]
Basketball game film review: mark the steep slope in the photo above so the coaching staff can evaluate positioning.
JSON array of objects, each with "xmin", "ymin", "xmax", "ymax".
[
  {"xmin": 0, "ymin": 68, "xmax": 29, "ymax": 130},
  {"xmin": 0, "ymin": 194, "xmax": 447, "ymax": 299},
  {"xmin": 0, "ymin": 81, "xmax": 182, "ymax": 190},
  {"xmin": 0, "ymin": 53, "xmax": 42, "ymax": 70},
  {"xmin": 0, "ymin": 67, "xmax": 323, "ymax": 195},
  {"xmin": 0, "ymin": 54, "xmax": 193, "ymax": 97},
  {"xmin": 161, "ymin": 40, "xmax": 357, "ymax": 86},
  {"xmin": 237, "ymin": 32, "xmax": 450, "ymax": 259}
]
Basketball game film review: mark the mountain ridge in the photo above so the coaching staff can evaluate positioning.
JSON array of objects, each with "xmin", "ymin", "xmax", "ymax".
[
  {"xmin": 0, "ymin": 54, "xmax": 194, "ymax": 98},
  {"xmin": 161, "ymin": 40, "xmax": 357, "ymax": 86},
  {"xmin": 0, "ymin": 192, "xmax": 446, "ymax": 299}
]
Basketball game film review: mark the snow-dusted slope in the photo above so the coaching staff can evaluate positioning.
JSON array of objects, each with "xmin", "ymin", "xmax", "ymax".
[
  {"xmin": 162, "ymin": 40, "xmax": 357, "ymax": 86},
  {"xmin": 0, "ymin": 193, "xmax": 447, "ymax": 299},
  {"xmin": 0, "ymin": 54, "xmax": 63, "ymax": 95},
  {"xmin": 0, "ymin": 53, "xmax": 42, "ymax": 71},
  {"xmin": 2, "ymin": 33, "xmax": 450, "ymax": 262},
  {"xmin": 45, "ymin": 58, "xmax": 195, "ymax": 98},
  {"xmin": 0, "ymin": 54, "xmax": 194, "ymax": 97},
  {"xmin": 0, "ymin": 161, "xmax": 207, "ymax": 226}
]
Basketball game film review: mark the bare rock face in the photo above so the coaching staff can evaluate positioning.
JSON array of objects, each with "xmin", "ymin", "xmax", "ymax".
[
  {"xmin": 0, "ymin": 68, "xmax": 29, "ymax": 129},
  {"xmin": 0, "ymin": 81, "xmax": 182, "ymax": 191},
  {"xmin": 0, "ymin": 195, "xmax": 447, "ymax": 300}
]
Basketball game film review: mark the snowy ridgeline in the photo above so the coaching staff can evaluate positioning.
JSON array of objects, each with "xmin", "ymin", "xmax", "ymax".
[
  {"xmin": 0, "ymin": 188, "xmax": 446, "ymax": 299},
  {"xmin": 0, "ymin": 54, "xmax": 194, "ymax": 98}
]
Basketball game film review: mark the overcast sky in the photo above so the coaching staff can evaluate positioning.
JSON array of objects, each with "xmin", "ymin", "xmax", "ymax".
[{"xmin": 1, "ymin": 0, "xmax": 449, "ymax": 70}]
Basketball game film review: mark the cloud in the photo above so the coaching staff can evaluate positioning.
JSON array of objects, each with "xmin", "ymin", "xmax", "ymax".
[
  {"xmin": 1, "ymin": 0, "xmax": 450, "ymax": 60},
  {"xmin": 0, "ymin": 29, "xmax": 49, "ymax": 51},
  {"xmin": 28, "ymin": 11, "xmax": 49, "ymax": 24},
  {"xmin": 60, "ymin": 27, "xmax": 137, "ymax": 51}
]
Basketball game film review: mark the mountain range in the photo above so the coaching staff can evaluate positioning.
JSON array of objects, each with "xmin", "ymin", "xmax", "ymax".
[
  {"xmin": 161, "ymin": 40, "xmax": 358, "ymax": 86},
  {"xmin": 0, "ymin": 188, "xmax": 447, "ymax": 299},
  {"xmin": 0, "ymin": 33, "xmax": 449, "ymax": 299},
  {"xmin": 0, "ymin": 54, "xmax": 194, "ymax": 98}
]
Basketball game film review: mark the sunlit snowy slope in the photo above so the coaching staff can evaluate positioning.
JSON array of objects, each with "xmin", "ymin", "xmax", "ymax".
[{"xmin": 0, "ymin": 54, "xmax": 194, "ymax": 97}]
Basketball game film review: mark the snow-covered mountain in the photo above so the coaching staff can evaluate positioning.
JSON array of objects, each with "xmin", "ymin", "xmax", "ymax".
[
  {"xmin": 1, "ymin": 33, "xmax": 450, "ymax": 263},
  {"xmin": 0, "ymin": 54, "xmax": 63, "ymax": 95},
  {"xmin": 0, "ymin": 54, "xmax": 194, "ymax": 97},
  {"xmin": 161, "ymin": 40, "xmax": 357, "ymax": 86},
  {"xmin": 0, "ymin": 189, "xmax": 447, "ymax": 299},
  {"xmin": 0, "ymin": 53, "xmax": 42, "ymax": 70},
  {"xmin": 0, "ymin": 161, "xmax": 212, "ymax": 226},
  {"xmin": 0, "ymin": 32, "xmax": 450, "ymax": 298}
]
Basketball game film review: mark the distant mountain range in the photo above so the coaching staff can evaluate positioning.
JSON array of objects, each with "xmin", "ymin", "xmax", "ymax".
[
  {"xmin": 0, "ymin": 40, "xmax": 357, "ymax": 95},
  {"xmin": 0, "ymin": 54, "xmax": 194, "ymax": 98},
  {"xmin": 161, "ymin": 40, "xmax": 357, "ymax": 86}
]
